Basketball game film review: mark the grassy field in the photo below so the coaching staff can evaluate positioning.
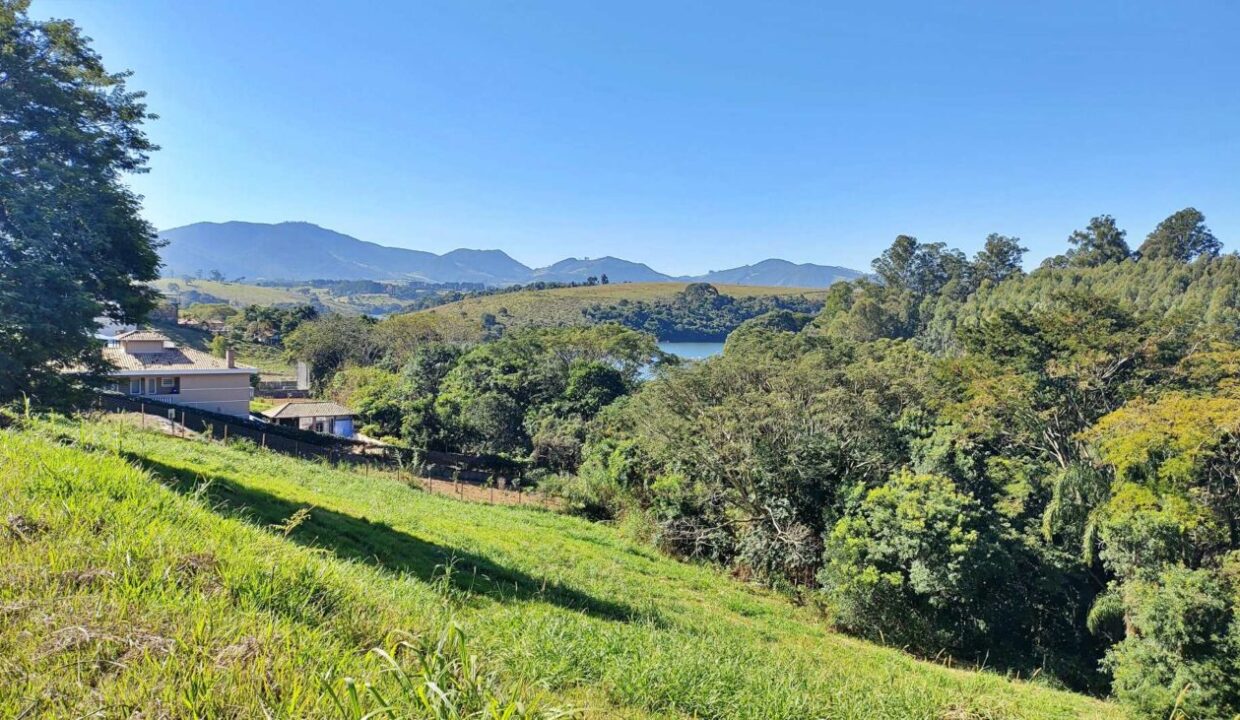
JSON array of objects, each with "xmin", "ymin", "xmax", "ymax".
[
  {"xmin": 414, "ymin": 282, "xmax": 833, "ymax": 338},
  {"xmin": 153, "ymin": 278, "xmax": 316, "ymax": 306},
  {"xmin": 151, "ymin": 279, "xmax": 424, "ymax": 316},
  {"xmin": 0, "ymin": 415, "xmax": 1124, "ymax": 719}
]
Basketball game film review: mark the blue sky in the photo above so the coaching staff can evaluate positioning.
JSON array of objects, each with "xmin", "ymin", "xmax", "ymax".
[{"xmin": 33, "ymin": 0, "xmax": 1240, "ymax": 275}]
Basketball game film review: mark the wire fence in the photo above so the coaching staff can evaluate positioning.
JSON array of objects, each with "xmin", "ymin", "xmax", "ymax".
[{"xmin": 88, "ymin": 392, "xmax": 553, "ymax": 508}]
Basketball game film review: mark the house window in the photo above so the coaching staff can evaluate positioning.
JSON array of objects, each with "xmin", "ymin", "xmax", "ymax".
[
  {"xmin": 158, "ymin": 377, "xmax": 180, "ymax": 395},
  {"xmin": 129, "ymin": 378, "xmax": 144, "ymax": 394}
]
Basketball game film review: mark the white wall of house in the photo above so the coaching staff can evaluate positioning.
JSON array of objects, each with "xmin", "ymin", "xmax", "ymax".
[
  {"xmin": 292, "ymin": 415, "xmax": 355, "ymax": 438},
  {"xmin": 117, "ymin": 372, "xmax": 253, "ymax": 417},
  {"xmin": 120, "ymin": 340, "xmax": 166, "ymax": 353}
]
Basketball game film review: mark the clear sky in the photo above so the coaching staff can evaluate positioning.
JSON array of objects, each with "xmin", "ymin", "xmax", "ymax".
[{"xmin": 31, "ymin": 0, "xmax": 1240, "ymax": 275}]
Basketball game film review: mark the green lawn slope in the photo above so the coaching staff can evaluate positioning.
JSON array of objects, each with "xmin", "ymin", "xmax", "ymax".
[
  {"xmin": 415, "ymin": 282, "xmax": 831, "ymax": 338},
  {"xmin": 0, "ymin": 416, "xmax": 1123, "ymax": 719}
]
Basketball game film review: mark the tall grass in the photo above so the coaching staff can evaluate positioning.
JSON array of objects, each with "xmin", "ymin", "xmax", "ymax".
[
  {"xmin": 0, "ymin": 415, "xmax": 1125, "ymax": 719},
  {"xmin": 325, "ymin": 625, "xmax": 575, "ymax": 720}
]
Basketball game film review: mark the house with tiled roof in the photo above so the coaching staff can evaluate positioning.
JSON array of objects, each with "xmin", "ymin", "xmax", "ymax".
[
  {"xmin": 260, "ymin": 400, "xmax": 356, "ymax": 438},
  {"xmin": 96, "ymin": 331, "xmax": 257, "ymax": 417}
]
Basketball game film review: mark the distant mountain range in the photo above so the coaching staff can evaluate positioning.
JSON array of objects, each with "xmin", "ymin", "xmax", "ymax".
[{"xmin": 158, "ymin": 221, "xmax": 863, "ymax": 288}]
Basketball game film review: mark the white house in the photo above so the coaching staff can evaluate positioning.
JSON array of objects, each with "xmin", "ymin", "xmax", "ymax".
[{"xmin": 260, "ymin": 400, "xmax": 356, "ymax": 438}]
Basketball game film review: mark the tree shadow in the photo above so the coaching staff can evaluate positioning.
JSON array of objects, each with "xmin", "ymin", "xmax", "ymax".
[{"xmin": 121, "ymin": 451, "xmax": 647, "ymax": 623}]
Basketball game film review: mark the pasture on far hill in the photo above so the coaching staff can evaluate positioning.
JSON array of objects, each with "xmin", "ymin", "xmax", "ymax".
[{"xmin": 412, "ymin": 281, "xmax": 830, "ymax": 340}]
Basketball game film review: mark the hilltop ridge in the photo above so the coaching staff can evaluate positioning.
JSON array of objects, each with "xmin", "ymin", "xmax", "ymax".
[{"xmin": 158, "ymin": 221, "xmax": 864, "ymax": 287}]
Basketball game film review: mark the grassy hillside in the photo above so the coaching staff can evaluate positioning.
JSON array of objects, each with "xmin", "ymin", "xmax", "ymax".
[
  {"xmin": 151, "ymin": 279, "xmax": 422, "ymax": 316},
  {"xmin": 0, "ymin": 416, "xmax": 1123, "ymax": 719},
  {"xmin": 415, "ymin": 282, "xmax": 832, "ymax": 337},
  {"xmin": 153, "ymin": 278, "xmax": 315, "ymax": 306}
]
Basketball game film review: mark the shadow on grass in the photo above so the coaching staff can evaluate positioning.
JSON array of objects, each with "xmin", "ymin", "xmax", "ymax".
[{"xmin": 123, "ymin": 450, "xmax": 646, "ymax": 623}]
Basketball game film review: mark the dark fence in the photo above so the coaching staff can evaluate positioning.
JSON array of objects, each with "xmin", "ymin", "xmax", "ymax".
[
  {"xmin": 255, "ymin": 380, "xmax": 309, "ymax": 399},
  {"xmin": 89, "ymin": 391, "xmax": 531, "ymax": 485},
  {"xmin": 421, "ymin": 448, "xmax": 526, "ymax": 484},
  {"xmin": 255, "ymin": 388, "xmax": 311, "ymax": 399},
  {"xmin": 93, "ymin": 392, "xmax": 391, "ymax": 465}
]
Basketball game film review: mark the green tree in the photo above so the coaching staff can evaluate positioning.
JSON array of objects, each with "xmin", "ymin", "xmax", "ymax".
[
  {"xmin": 1104, "ymin": 564, "xmax": 1240, "ymax": 719},
  {"xmin": 0, "ymin": 0, "xmax": 161, "ymax": 401},
  {"xmin": 1064, "ymin": 215, "xmax": 1131, "ymax": 267},
  {"xmin": 1138, "ymin": 207, "xmax": 1220, "ymax": 262},
  {"xmin": 872, "ymin": 235, "xmax": 921, "ymax": 290},
  {"xmin": 972, "ymin": 233, "xmax": 1026, "ymax": 284},
  {"xmin": 821, "ymin": 470, "xmax": 1011, "ymax": 652},
  {"xmin": 208, "ymin": 335, "xmax": 232, "ymax": 359},
  {"xmin": 431, "ymin": 326, "xmax": 655, "ymax": 458},
  {"xmin": 283, "ymin": 314, "xmax": 378, "ymax": 388},
  {"xmin": 563, "ymin": 360, "xmax": 626, "ymax": 414},
  {"xmin": 1085, "ymin": 392, "xmax": 1240, "ymax": 553}
]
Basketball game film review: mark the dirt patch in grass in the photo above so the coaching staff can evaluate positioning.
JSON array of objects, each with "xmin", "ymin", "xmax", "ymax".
[
  {"xmin": 54, "ymin": 568, "xmax": 116, "ymax": 588},
  {"xmin": 176, "ymin": 552, "xmax": 219, "ymax": 577},
  {"xmin": 36, "ymin": 625, "xmax": 117, "ymax": 660},
  {"xmin": 116, "ymin": 632, "xmax": 176, "ymax": 667},
  {"xmin": 175, "ymin": 552, "xmax": 222, "ymax": 591},
  {"xmin": 35, "ymin": 622, "xmax": 177, "ymax": 671},
  {"xmin": 214, "ymin": 635, "xmax": 262, "ymax": 667},
  {"xmin": 4, "ymin": 514, "xmax": 48, "ymax": 542}
]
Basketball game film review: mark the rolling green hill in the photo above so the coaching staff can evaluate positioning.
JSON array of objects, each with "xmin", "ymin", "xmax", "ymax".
[
  {"xmin": 0, "ymin": 415, "xmax": 1123, "ymax": 719},
  {"xmin": 153, "ymin": 278, "xmax": 314, "ymax": 306},
  {"xmin": 151, "ymin": 278, "xmax": 424, "ymax": 316},
  {"xmin": 414, "ymin": 282, "xmax": 832, "ymax": 338}
]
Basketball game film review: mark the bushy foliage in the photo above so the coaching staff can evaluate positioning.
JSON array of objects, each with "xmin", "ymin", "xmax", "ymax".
[
  {"xmin": 821, "ymin": 470, "xmax": 1011, "ymax": 651},
  {"xmin": 571, "ymin": 210, "xmax": 1240, "ymax": 713},
  {"xmin": 1104, "ymin": 564, "xmax": 1240, "ymax": 719},
  {"xmin": 328, "ymin": 325, "xmax": 659, "ymax": 467},
  {"xmin": 291, "ymin": 208, "xmax": 1239, "ymax": 714}
]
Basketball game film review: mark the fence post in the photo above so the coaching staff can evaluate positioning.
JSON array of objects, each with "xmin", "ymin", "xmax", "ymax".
[
  {"xmin": 140, "ymin": 404, "xmax": 145, "ymax": 429},
  {"xmin": 262, "ymin": 433, "xmax": 266, "ymax": 449}
]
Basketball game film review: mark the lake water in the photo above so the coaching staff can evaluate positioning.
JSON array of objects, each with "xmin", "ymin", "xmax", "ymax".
[{"xmin": 657, "ymin": 341, "xmax": 725, "ymax": 360}]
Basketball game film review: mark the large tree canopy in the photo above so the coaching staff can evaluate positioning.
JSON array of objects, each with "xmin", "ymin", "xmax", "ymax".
[
  {"xmin": 1137, "ymin": 207, "xmax": 1221, "ymax": 262},
  {"xmin": 0, "ymin": 0, "xmax": 161, "ymax": 401},
  {"xmin": 1063, "ymin": 215, "xmax": 1132, "ymax": 268}
]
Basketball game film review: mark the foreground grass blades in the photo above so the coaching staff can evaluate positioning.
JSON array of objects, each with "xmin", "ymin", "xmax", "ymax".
[{"xmin": 0, "ymin": 416, "xmax": 1123, "ymax": 718}]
